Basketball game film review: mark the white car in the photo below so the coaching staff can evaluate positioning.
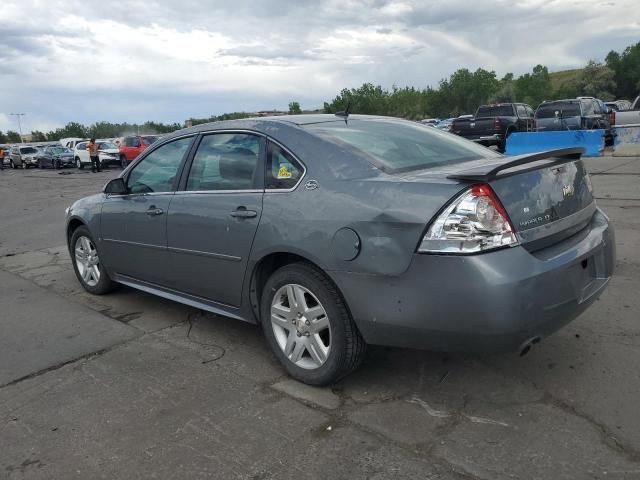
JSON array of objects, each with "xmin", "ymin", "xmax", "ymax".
[
  {"xmin": 73, "ymin": 140, "xmax": 121, "ymax": 169},
  {"xmin": 60, "ymin": 137, "xmax": 87, "ymax": 150}
]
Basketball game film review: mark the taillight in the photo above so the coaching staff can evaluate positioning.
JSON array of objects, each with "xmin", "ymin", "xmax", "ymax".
[
  {"xmin": 418, "ymin": 184, "xmax": 518, "ymax": 254},
  {"xmin": 494, "ymin": 118, "xmax": 501, "ymax": 129}
]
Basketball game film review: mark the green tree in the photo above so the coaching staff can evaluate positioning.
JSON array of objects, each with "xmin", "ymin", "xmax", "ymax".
[
  {"xmin": 605, "ymin": 42, "xmax": 640, "ymax": 99},
  {"xmin": 575, "ymin": 61, "xmax": 616, "ymax": 100},
  {"xmin": 30, "ymin": 130, "xmax": 47, "ymax": 142},
  {"xmin": 488, "ymin": 73, "xmax": 516, "ymax": 103},
  {"xmin": 515, "ymin": 65, "xmax": 552, "ymax": 106},
  {"xmin": 0, "ymin": 131, "xmax": 7, "ymax": 143},
  {"xmin": 6, "ymin": 131, "xmax": 21, "ymax": 143},
  {"xmin": 288, "ymin": 101, "xmax": 302, "ymax": 114}
]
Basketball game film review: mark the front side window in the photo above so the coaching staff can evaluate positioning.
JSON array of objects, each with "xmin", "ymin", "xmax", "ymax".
[
  {"xmin": 516, "ymin": 105, "xmax": 527, "ymax": 117},
  {"xmin": 266, "ymin": 142, "xmax": 303, "ymax": 189},
  {"xmin": 77, "ymin": 142, "xmax": 87, "ymax": 150},
  {"xmin": 127, "ymin": 137, "xmax": 192, "ymax": 194},
  {"xmin": 186, "ymin": 133, "xmax": 260, "ymax": 191}
]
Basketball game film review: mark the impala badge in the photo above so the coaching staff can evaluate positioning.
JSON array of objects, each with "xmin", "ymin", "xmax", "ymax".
[{"xmin": 562, "ymin": 184, "xmax": 575, "ymax": 198}]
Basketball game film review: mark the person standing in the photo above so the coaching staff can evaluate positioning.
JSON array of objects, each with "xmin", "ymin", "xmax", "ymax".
[
  {"xmin": 87, "ymin": 138, "xmax": 101, "ymax": 173},
  {"xmin": 0, "ymin": 146, "xmax": 4, "ymax": 170}
]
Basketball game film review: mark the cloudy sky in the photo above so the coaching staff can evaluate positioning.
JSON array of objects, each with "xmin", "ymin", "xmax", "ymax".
[{"xmin": 1, "ymin": 0, "xmax": 638, "ymax": 133}]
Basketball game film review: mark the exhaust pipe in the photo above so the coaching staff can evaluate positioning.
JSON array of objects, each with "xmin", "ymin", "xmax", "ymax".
[{"xmin": 518, "ymin": 336, "xmax": 541, "ymax": 357}]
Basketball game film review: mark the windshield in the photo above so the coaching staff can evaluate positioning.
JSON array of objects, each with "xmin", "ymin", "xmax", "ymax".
[
  {"xmin": 476, "ymin": 105, "xmax": 514, "ymax": 117},
  {"xmin": 536, "ymin": 103, "xmax": 581, "ymax": 118},
  {"xmin": 20, "ymin": 147, "xmax": 37, "ymax": 154},
  {"xmin": 99, "ymin": 142, "xmax": 117, "ymax": 149},
  {"xmin": 306, "ymin": 119, "xmax": 499, "ymax": 173},
  {"xmin": 142, "ymin": 136, "xmax": 159, "ymax": 145}
]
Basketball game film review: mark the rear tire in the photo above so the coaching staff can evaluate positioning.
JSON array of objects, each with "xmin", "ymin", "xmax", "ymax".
[
  {"xmin": 76, "ymin": 157, "xmax": 84, "ymax": 169},
  {"xmin": 70, "ymin": 226, "xmax": 117, "ymax": 295},
  {"xmin": 10, "ymin": 160, "xmax": 15, "ymax": 169},
  {"xmin": 260, "ymin": 262, "xmax": 366, "ymax": 385}
]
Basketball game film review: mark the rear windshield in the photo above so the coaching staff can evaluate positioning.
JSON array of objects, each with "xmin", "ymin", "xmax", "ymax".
[
  {"xmin": 536, "ymin": 103, "xmax": 581, "ymax": 118},
  {"xmin": 20, "ymin": 147, "xmax": 37, "ymax": 154},
  {"xmin": 306, "ymin": 119, "xmax": 499, "ymax": 173},
  {"xmin": 476, "ymin": 105, "xmax": 514, "ymax": 117}
]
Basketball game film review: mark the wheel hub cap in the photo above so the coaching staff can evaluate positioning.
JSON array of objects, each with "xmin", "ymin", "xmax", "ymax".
[
  {"xmin": 74, "ymin": 236, "xmax": 101, "ymax": 287},
  {"xmin": 270, "ymin": 284, "xmax": 331, "ymax": 370}
]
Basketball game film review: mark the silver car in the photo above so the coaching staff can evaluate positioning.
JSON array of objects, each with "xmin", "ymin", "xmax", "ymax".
[{"xmin": 65, "ymin": 115, "xmax": 615, "ymax": 385}]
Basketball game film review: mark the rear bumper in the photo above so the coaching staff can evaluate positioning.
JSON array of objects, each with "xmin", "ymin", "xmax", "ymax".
[
  {"xmin": 331, "ymin": 208, "xmax": 615, "ymax": 353},
  {"xmin": 468, "ymin": 134, "xmax": 502, "ymax": 146}
]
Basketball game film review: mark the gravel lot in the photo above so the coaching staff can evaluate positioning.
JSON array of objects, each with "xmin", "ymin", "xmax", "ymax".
[{"xmin": 1, "ymin": 157, "xmax": 639, "ymax": 479}]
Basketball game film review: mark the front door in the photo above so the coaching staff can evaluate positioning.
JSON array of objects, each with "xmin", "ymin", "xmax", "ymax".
[
  {"xmin": 100, "ymin": 136, "xmax": 194, "ymax": 285},
  {"xmin": 166, "ymin": 132, "xmax": 264, "ymax": 307}
]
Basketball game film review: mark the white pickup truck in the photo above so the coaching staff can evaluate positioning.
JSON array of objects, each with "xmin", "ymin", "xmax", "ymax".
[{"xmin": 614, "ymin": 96, "xmax": 640, "ymax": 125}]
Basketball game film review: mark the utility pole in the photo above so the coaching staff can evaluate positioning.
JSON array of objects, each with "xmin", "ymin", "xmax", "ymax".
[{"xmin": 9, "ymin": 113, "xmax": 26, "ymax": 143}]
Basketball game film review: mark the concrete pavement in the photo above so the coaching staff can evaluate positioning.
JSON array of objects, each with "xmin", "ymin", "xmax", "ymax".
[{"xmin": 0, "ymin": 159, "xmax": 639, "ymax": 479}]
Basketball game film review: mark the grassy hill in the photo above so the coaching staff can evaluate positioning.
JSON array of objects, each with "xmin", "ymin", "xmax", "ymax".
[{"xmin": 549, "ymin": 68, "xmax": 581, "ymax": 90}]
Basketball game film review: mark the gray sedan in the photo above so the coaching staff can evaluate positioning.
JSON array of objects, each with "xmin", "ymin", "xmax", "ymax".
[{"xmin": 64, "ymin": 115, "xmax": 615, "ymax": 385}]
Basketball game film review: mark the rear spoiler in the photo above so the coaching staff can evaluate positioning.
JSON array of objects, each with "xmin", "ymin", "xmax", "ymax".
[{"xmin": 447, "ymin": 148, "xmax": 585, "ymax": 182}]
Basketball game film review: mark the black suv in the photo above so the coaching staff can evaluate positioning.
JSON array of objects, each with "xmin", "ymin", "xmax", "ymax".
[{"xmin": 535, "ymin": 98, "xmax": 614, "ymax": 145}]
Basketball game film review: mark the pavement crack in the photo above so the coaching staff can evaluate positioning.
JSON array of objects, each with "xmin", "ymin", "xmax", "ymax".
[
  {"xmin": 185, "ymin": 311, "xmax": 226, "ymax": 364},
  {"xmin": 540, "ymin": 392, "xmax": 640, "ymax": 463}
]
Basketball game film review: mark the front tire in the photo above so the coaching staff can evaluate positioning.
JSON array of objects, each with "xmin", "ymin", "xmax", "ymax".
[
  {"xmin": 120, "ymin": 155, "xmax": 127, "ymax": 169},
  {"xmin": 70, "ymin": 226, "xmax": 117, "ymax": 295},
  {"xmin": 260, "ymin": 263, "xmax": 366, "ymax": 385}
]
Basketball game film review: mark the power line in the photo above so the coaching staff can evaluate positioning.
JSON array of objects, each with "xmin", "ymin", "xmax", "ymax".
[{"xmin": 9, "ymin": 113, "xmax": 26, "ymax": 143}]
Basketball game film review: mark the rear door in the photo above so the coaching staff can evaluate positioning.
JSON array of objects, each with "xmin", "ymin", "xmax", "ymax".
[{"xmin": 166, "ymin": 132, "xmax": 264, "ymax": 306}]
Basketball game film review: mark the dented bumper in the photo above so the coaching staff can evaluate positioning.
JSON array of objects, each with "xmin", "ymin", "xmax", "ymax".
[{"xmin": 330, "ymin": 208, "xmax": 615, "ymax": 353}]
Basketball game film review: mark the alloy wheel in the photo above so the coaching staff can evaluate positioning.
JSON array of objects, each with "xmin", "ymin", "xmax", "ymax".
[
  {"xmin": 270, "ymin": 284, "xmax": 331, "ymax": 369},
  {"xmin": 74, "ymin": 236, "xmax": 101, "ymax": 287}
]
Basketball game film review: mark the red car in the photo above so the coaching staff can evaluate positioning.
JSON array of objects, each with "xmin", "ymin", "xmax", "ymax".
[{"xmin": 119, "ymin": 135, "xmax": 161, "ymax": 166}]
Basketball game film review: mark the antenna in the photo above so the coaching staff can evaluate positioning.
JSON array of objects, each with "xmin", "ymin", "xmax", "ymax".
[{"xmin": 335, "ymin": 100, "xmax": 351, "ymax": 124}]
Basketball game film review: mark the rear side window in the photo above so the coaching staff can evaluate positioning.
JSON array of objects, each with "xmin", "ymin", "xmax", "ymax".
[
  {"xmin": 266, "ymin": 142, "xmax": 303, "ymax": 189},
  {"xmin": 77, "ymin": 142, "xmax": 87, "ymax": 150},
  {"xmin": 186, "ymin": 133, "xmax": 260, "ymax": 191},
  {"xmin": 307, "ymin": 119, "xmax": 499, "ymax": 173},
  {"xmin": 476, "ymin": 105, "xmax": 514, "ymax": 117}
]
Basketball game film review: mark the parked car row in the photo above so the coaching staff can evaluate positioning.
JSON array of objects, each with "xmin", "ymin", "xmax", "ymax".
[{"xmin": 1, "ymin": 134, "xmax": 164, "ymax": 171}]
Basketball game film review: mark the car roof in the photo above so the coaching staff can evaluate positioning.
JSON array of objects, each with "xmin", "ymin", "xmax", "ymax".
[{"xmin": 165, "ymin": 114, "xmax": 403, "ymax": 139}]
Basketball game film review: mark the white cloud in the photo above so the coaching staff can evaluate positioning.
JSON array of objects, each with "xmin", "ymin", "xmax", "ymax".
[{"xmin": 0, "ymin": 0, "xmax": 639, "ymax": 131}]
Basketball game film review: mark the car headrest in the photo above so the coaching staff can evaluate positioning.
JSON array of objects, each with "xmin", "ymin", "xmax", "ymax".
[{"xmin": 219, "ymin": 148, "xmax": 256, "ymax": 184}]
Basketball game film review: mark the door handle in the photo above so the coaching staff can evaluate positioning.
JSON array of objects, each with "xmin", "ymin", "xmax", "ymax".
[
  {"xmin": 230, "ymin": 208, "xmax": 257, "ymax": 218},
  {"xmin": 146, "ymin": 207, "xmax": 164, "ymax": 216}
]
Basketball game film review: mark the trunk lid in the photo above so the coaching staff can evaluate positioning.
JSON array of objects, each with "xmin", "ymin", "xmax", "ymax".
[{"xmin": 446, "ymin": 148, "xmax": 595, "ymax": 251}]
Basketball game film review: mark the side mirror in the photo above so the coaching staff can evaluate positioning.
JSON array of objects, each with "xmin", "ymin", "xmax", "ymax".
[{"xmin": 104, "ymin": 178, "xmax": 128, "ymax": 195}]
